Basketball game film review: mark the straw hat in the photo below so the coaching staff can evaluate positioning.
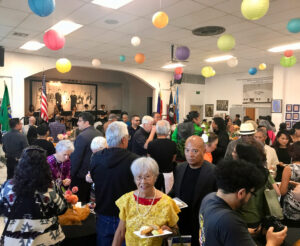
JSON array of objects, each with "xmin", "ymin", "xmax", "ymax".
[{"xmin": 238, "ymin": 123, "xmax": 256, "ymax": 135}]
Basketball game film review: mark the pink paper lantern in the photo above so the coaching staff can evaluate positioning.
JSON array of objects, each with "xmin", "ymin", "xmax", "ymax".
[
  {"xmin": 44, "ymin": 30, "xmax": 65, "ymax": 51},
  {"xmin": 175, "ymin": 67, "xmax": 183, "ymax": 75},
  {"xmin": 174, "ymin": 73, "xmax": 182, "ymax": 80},
  {"xmin": 284, "ymin": 50, "xmax": 293, "ymax": 57}
]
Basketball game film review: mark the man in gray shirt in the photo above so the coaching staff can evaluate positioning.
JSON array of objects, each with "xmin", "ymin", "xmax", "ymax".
[{"xmin": 2, "ymin": 118, "xmax": 28, "ymax": 179}]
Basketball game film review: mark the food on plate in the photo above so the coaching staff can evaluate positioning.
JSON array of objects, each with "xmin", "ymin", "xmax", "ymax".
[{"xmin": 139, "ymin": 225, "xmax": 163, "ymax": 236}]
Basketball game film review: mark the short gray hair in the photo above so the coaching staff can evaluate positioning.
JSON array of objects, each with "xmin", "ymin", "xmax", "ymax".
[
  {"xmin": 131, "ymin": 157, "xmax": 159, "ymax": 178},
  {"xmin": 56, "ymin": 140, "xmax": 74, "ymax": 153},
  {"xmin": 108, "ymin": 114, "xmax": 118, "ymax": 121},
  {"xmin": 256, "ymin": 127, "xmax": 267, "ymax": 137},
  {"xmin": 156, "ymin": 120, "xmax": 170, "ymax": 136},
  {"xmin": 90, "ymin": 136, "xmax": 107, "ymax": 152},
  {"xmin": 142, "ymin": 115, "xmax": 153, "ymax": 125},
  {"xmin": 106, "ymin": 121, "xmax": 128, "ymax": 147}
]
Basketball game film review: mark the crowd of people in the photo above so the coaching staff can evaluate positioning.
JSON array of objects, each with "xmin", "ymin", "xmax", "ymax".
[{"xmin": 0, "ymin": 110, "xmax": 299, "ymax": 246}]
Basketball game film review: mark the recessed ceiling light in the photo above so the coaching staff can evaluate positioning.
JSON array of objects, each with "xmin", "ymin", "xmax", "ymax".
[
  {"xmin": 20, "ymin": 41, "xmax": 45, "ymax": 51},
  {"xmin": 205, "ymin": 55, "xmax": 233, "ymax": 63},
  {"xmin": 268, "ymin": 42, "xmax": 300, "ymax": 52},
  {"xmin": 48, "ymin": 20, "xmax": 82, "ymax": 36},
  {"xmin": 162, "ymin": 61, "xmax": 186, "ymax": 69},
  {"xmin": 92, "ymin": 0, "xmax": 133, "ymax": 9}
]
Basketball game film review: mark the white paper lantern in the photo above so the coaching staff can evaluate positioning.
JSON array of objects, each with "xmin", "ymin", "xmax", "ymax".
[
  {"xmin": 227, "ymin": 57, "xmax": 238, "ymax": 67},
  {"xmin": 131, "ymin": 36, "xmax": 141, "ymax": 47},
  {"xmin": 92, "ymin": 58, "xmax": 101, "ymax": 67}
]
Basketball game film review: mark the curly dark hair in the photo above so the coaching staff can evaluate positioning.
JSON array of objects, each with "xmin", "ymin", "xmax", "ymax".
[
  {"xmin": 213, "ymin": 117, "xmax": 226, "ymax": 132},
  {"xmin": 216, "ymin": 159, "xmax": 265, "ymax": 194},
  {"xmin": 13, "ymin": 146, "xmax": 52, "ymax": 197},
  {"xmin": 272, "ymin": 130, "xmax": 292, "ymax": 151},
  {"xmin": 184, "ymin": 111, "xmax": 199, "ymax": 123}
]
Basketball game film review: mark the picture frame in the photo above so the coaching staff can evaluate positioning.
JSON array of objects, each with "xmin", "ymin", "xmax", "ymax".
[
  {"xmin": 286, "ymin": 113, "xmax": 292, "ymax": 120},
  {"xmin": 216, "ymin": 100, "xmax": 228, "ymax": 111},
  {"xmin": 205, "ymin": 104, "xmax": 214, "ymax": 117},
  {"xmin": 286, "ymin": 121, "xmax": 291, "ymax": 129},
  {"xmin": 293, "ymin": 113, "xmax": 299, "ymax": 121},
  {"xmin": 271, "ymin": 99, "xmax": 282, "ymax": 113},
  {"xmin": 293, "ymin": 104, "xmax": 300, "ymax": 112},
  {"xmin": 286, "ymin": 104, "xmax": 292, "ymax": 112}
]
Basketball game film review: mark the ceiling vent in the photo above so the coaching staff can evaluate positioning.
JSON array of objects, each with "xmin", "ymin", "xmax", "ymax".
[
  {"xmin": 12, "ymin": 32, "xmax": 29, "ymax": 38},
  {"xmin": 192, "ymin": 26, "xmax": 225, "ymax": 36}
]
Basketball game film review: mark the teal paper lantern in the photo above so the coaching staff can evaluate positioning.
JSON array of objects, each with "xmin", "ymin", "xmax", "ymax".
[
  {"xmin": 217, "ymin": 34, "xmax": 235, "ymax": 51},
  {"xmin": 280, "ymin": 56, "xmax": 297, "ymax": 67},
  {"xmin": 248, "ymin": 67, "xmax": 257, "ymax": 75},
  {"xmin": 28, "ymin": 0, "xmax": 55, "ymax": 17},
  {"xmin": 287, "ymin": 18, "xmax": 300, "ymax": 33},
  {"xmin": 119, "ymin": 55, "xmax": 126, "ymax": 62},
  {"xmin": 241, "ymin": 0, "xmax": 269, "ymax": 20}
]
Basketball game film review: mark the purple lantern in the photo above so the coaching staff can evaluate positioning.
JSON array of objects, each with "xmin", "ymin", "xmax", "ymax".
[
  {"xmin": 175, "ymin": 46, "xmax": 190, "ymax": 61},
  {"xmin": 174, "ymin": 73, "xmax": 182, "ymax": 80}
]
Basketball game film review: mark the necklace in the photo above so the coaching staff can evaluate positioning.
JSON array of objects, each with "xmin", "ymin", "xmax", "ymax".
[{"xmin": 136, "ymin": 188, "xmax": 156, "ymax": 218}]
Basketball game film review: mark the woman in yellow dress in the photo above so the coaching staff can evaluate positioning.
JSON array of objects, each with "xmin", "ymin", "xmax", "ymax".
[{"xmin": 112, "ymin": 157, "xmax": 180, "ymax": 246}]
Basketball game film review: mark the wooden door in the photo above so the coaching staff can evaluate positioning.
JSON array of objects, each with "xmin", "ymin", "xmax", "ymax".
[{"xmin": 245, "ymin": 108, "xmax": 255, "ymax": 120}]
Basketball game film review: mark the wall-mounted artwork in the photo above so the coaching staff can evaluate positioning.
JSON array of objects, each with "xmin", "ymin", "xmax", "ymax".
[
  {"xmin": 271, "ymin": 99, "xmax": 282, "ymax": 113},
  {"xmin": 286, "ymin": 104, "xmax": 292, "ymax": 112},
  {"xmin": 205, "ymin": 104, "xmax": 214, "ymax": 117},
  {"xmin": 293, "ymin": 113, "xmax": 299, "ymax": 121},
  {"xmin": 293, "ymin": 104, "xmax": 300, "ymax": 112},
  {"xmin": 216, "ymin": 100, "xmax": 228, "ymax": 111},
  {"xmin": 286, "ymin": 113, "xmax": 292, "ymax": 120},
  {"xmin": 286, "ymin": 121, "xmax": 291, "ymax": 129}
]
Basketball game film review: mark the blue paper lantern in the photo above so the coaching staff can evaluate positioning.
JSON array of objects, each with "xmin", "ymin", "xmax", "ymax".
[
  {"xmin": 175, "ymin": 46, "xmax": 190, "ymax": 61},
  {"xmin": 287, "ymin": 18, "xmax": 300, "ymax": 33},
  {"xmin": 119, "ymin": 55, "xmax": 126, "ymax": 62},
  {"xmin": 28, "ymin": 0, "xmax": 55, "ymax": 17},
  {"xmin": 248, "ymin": 67, "xmax": 257, "ymax": 75}
]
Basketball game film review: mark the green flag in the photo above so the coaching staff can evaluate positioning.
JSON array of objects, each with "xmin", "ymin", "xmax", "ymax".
[{"xmin": 0, "ymin": 83, "xmax": 12, "ymax": 132}]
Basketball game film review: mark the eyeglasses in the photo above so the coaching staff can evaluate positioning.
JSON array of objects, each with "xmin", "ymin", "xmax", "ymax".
[{"xmin": 135, "ymin": 175, "xmax": 153, "ymax": 182}]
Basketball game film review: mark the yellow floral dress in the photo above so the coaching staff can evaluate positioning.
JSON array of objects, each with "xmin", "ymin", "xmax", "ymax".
[{"xmin": 116, "ymin": 191, "xmax": 180, "ymax": 246}]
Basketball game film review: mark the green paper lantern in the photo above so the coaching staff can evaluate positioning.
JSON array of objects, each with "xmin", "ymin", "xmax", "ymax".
[
  {"xmin": 217, "ymin": 34, "xmax": 235, "ymax": 51},
  {"xmin": 201, "ymin": 66, "xmax": 215, "ymax": 78},
  {"xmin": 280, "ymin": 56, "xmax": 297, "ymax": 68},
  {"xmin": 241, "ymin": 0, "xmax": 269, "ymax": 20}
]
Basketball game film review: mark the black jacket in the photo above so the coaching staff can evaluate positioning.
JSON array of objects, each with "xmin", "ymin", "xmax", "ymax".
[
  {"xmin": 132, "ymin": 127, "xmax": 149, "ymax": 156},
  {"xmin": 212, "ymin": 130, "xmax": 229, "ymax": 164},
  {"xmin": 90, "ymin": 148, "xmax": 138, "ymax": 216},
  {"xmin": 70, "ymin": 126, "xmax": 102, "ymax": 179}
]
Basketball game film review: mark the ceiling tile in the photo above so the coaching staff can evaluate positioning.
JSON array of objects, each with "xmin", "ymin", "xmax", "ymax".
[
  {"xmin": 0, "ymin": 25, "xmax": 14, "ymax": 37},
  {"xmin": 0, "ymin": 7, "xmax": 29, "ymax": 27}
]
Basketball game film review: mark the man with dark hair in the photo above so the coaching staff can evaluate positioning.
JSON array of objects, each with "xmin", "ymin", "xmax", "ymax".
[
  {"xmin": 33, "ymin": 123, "xmax": 56, "ymax": 156},
  {"xmin": 2, "ymin": 118, "xmax": 28, "ymax": 179},
  {"xmin": 127, "ymin": 115, "xmax": 140, "ymax": 151},
  {"xmin": 152, "ymin": 112, "xmax": 161, "ymax": 125},
  {"xmin": 199, "ymin": 159, "xmax": 287, "ymax": 246},
  {"xmin": 233, "ymin": 114, "xmax": 241, "ymax": 126},
  {"xmin": 121, "ymin": 111, "xmax": 130, "ymax": 126},
  {"xmin": 49, "ymin": 115, "xmax": 66, "ymax": 143},
  {"xmin": 70, "ymin": 112, "xmax": 101, "ymax": 203}
]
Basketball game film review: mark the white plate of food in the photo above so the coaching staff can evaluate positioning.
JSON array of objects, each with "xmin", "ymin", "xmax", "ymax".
[
  {"xmin": 134, "ymin": 225, "xmax": 172, "ymax": 238},
  {"xmin": 173, "ymin": 197, "xmax": 188, "ymax": 209}
]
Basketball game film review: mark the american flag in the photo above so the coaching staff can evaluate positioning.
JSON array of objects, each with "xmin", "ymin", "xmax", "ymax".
[{"xmin": 40, "ymin": 73, "xmax": 48, "ymax": 122}]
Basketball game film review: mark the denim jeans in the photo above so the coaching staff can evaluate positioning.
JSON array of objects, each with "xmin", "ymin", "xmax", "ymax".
[{"xmin": 96, "ymin": 214, "xmax": 125, "ymax": 246}]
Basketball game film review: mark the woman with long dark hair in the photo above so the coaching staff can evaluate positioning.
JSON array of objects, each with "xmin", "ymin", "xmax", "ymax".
[{"xmin": 0, "ymin": 146, "xmax": 67, "ymax": 245}]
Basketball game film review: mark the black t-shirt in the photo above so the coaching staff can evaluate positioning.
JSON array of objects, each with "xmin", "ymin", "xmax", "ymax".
[
  {"xmin": 275, "ymin": 147, "xmax": 291, "ymax": 181},
  {"xmin": 199, "ymin": 193, "xmax": 255, "ymax": 246},
  {"xmin": 147, "ymin": 138, "xmax": 176, "ymax": 173},
  {"xmin": 128, "ymin": 125, "xmax": 140, "ymax": 151},
  {"xmin": 132, "ymin": 127, "xmax": 149, "ymax": 156},
  {"xmin": 33, "ymin": 139, "xmax": 56, "ymax": 157}
]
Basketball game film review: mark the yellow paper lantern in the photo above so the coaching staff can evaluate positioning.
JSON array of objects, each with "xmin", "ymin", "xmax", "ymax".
[
  {"xmin": 241, "ymin": 0, "xmax": 269, "ymax": 20},
  {"xmin": 135, "ymin": 53, "xmax": 145, "ymax": 64},
  {"xmin": 217, "ymin": 34, "xmax": 235, "ymax": 51},
  {"xmin": 259, "ymin": 63, "xmax": 266, "ymax": 70},
  {"xmin": 56, "ymin": 58, "xmax": 72, "ymax": 73},
  {"xmin": 201, "ymin": 66, "xmax": 214, "ymax": 78},
  {"xmin": 152, "ymin": 11, "xmax": 169, "ymax": 29}
]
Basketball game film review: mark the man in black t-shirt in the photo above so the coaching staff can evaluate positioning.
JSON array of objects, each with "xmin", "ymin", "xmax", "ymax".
[
  {"xmin": 199, "ymin": 159, "xmax": 287, "ymax": 246},
  {"xmin": 33, "ymin": 123, "xmax": 55, "ymax": 157},
  {"xmin": 127, "ymin": 115, "xmax": 140, "ymax": 151}
]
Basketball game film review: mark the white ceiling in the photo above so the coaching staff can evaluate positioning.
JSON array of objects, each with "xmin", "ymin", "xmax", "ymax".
[{"xmin": 0, "ymin": 0, "xmax": 299, "ymax": 75}]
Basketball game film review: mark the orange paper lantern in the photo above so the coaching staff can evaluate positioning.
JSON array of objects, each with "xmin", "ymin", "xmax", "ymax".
[
  {"xmin": 175, "ymin": 67, "xmax": 183, "ymax": 75},
  {"xmin": 152, "ymin": 11, "xmax": 169, "ymax": 29},
  {"xmin": 135, "ymin": 53, "xmax": 145, "ymax": 64}
]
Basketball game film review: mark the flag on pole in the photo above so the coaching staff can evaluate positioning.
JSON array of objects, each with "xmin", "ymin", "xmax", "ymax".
[
  {"xmin": 40, "ymin": 73, "xmax": 48, "ymax": 122},
  {"xmin": 176, "ymin": 87, "xmax": 179, "ymax": 122},
  {"xmin": 0, "ymin": 83, "xmax": 12, "ymax": 132},
  {"xmin": 156, "ymin": 90, "xmax": 163, "ymax": 116},
  {"xmin": 167, "ymin": 90, "xmax": 175, "ymax": 124}
]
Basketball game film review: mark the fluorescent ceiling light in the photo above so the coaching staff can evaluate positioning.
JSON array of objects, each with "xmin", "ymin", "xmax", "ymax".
[
  {"xmin": 162, "ymin": 61, "xmax": 186, "ymax": 69},
  {"xmin": 268, "ymin": 42, "xmax": 300, "ymax": 52},
  {"xmin": 49, "ymin": 20, "xmax": 82, "ymax": 36},
  {"xmin": 92, "ymin": 0, "xmax": 133, "ymax": 9},
  {"xmin": 205, "ymin": 55, "xmax": 233, "ymax": 63},
  {"xmin": 20, "ymin": 41, "xmax": 45, "ymax": 51}
]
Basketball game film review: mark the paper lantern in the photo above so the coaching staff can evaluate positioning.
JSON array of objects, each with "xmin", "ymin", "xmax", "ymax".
[
  {"xmin": 174, "ymin": 73, "xmax": 182, "ymax": 80},
  {"xmin": 131, "ymin": 36, "xmax": 141, "ymax": 47},
  {"xmin": 43, "ymin": 30, "xmax": 65, "ymax": 51},
  {"xmin": 241, "ymin": 0, "xmax": 269, "ymax": 20},
  {"xmin": 175, "ymin": 67, "xmax": 183, "ymax": 75},
  {"xmin": 284, "ymin": 50, "xmax": 293, "ymax": 57},
  {"xmin": 175, "ymin": 46, "xmax": 190, "ymax": 61},
  {"xmin": 119, "ymin": 55, "xmax": 126, "ymax": 62},
  {"xmin": 287, "ymin": 18, "xmax": 300, "ymax": 33},
  {"xmin": 227, "ymin": 57, "xmax": 238, "ymax": 67},
  {"xmin": 258, "ymin": 63, "xmax": 266, "ymax": 70},
  {"xmin": 248, "ymin": 67, "xmax": 257, "ymax": 75},
  {"xmin": 280, "ymin": 56, "xmax": 297, "ymax": 67},
  {"xmin": 211, "ymin": 69, "xmax": 216, "ymax": 76},
  {"xmin": 28, "ymin": 0, "xmax": 55, "ymax": 17},
  {"xmin": 201, "ymin": 66, "xmax": 214, "ymax": 78},
  {"xmin": 152, "ymin": 11, "xmax": 169, "ymax": 29},
  {"xmin": 92, "ymin": 58, "xmax": 101, "ymax": 67},
  {"xmin": 56, "ymin": 58, "xmax": 72, "ymax": 73},
  {"xmin": 135, "ymin": 53, "xmax": 145, "ymax": 64},
  {"xmin": 217, "ymin": 34, "xmax": 235, "ymax": 51}
]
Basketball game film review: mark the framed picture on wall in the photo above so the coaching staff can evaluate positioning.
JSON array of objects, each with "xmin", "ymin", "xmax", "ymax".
[
  {"xmin": 286, "ymin": 104, "xmax": 292, "ymax": 112},
  {"xmin": 286, "ymin": 113, "xmax": 292, "ymax": 120},
  {"xmin": 286, "ymin": 121, "xmax": 291, "ymax": 129},
  {"xmin": 271, "ymin": 99, "xmax": 282, "ymax": 113},
  {"xmin": 293, "ymin": 104, "xmax": 300, "ymax": 112},
  {"xmin": 216, "ymin": 100, "xmax": 228, "ymax": 111},
  {"xmin": 293, "ymin": 113, "xmax": 299, "ymax": 120},
  {"xmin": 205, "ymin": 104, "xmax": 214, "ymax": 117}
]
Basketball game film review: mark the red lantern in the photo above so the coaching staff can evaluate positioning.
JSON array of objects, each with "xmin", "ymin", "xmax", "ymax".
[
  {"xmin": 175, "ymin": 67, "xmax": 183, "ymax": 75},
  {"xmin": 44, "ymin": 30, "xmax": 65, "ymax": 51},
  {"xmin": 284, "ymin": 50, "xmax": 293, "ymax": 57}
]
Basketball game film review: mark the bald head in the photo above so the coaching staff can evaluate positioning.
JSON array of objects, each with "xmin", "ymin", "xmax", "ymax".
[
  {"xmin": 185, "ymin": 135, "xmax": 205, "ymax": 168},
  {"xmin": 29, "ymin": 116, "xmax": 36, "ymax": 125}
]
